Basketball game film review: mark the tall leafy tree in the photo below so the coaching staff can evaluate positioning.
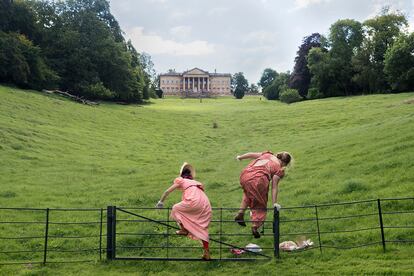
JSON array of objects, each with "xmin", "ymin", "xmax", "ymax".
[
  {"xmin": 384, "ymin": 32, "xmax": 414, "ymax": 91},
  {"xmin": 0, "ymin": 31, "xmax": 57, "ymax": 89},
  {"xmin": 328, "ymin": 19, "xmax": 363, "ymax": 95},
  {"xmin": 248, "ymin": 83, "xmax": 259, "ymax": 94},
  {"xmin": 258, "ymin": 68, "xmax": 277, "ymax": 90},
  {"xmin": 307, "ymin": 47, "xmax": 333, "ymax": 97},
  {"xmin": 0, "ymin": 0, "xmax": 154, "ymax": 102},
  {"xmin": 232, "ymin": 72, "xmax": 248, "ymax": 99},
  {"xmin": 307, "ymin": 19, "xmax": 363, "ymax": 97},
  {"xmin": 289, "ymin": 33, "xmax": 323, "ymax": 98},
  {"xmin": 353, "ymin": 9, "xmax": 408, "ymax": 93}
]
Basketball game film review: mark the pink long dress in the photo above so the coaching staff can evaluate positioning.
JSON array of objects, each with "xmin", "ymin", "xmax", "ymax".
[
  {"xmin": 239, "ymin": 151, "xmax": 284, "ymax": 228},
  {"xmin": 170, "ymin": 177, "xmax": 212, "ymax": 242}
]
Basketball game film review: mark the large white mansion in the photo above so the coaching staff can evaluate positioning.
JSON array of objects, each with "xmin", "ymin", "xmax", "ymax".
[{"xmin": 159, "ymin": 68, "xmax": 232, "ymax": 96}]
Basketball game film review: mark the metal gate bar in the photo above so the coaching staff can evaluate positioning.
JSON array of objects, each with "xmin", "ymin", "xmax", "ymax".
[{"xmin": 107, "ymin": 206, "xmax": 274, "ymax": 261}]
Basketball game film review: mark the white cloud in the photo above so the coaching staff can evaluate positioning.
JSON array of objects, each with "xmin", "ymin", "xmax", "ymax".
[
  {"xmin": 294, "ymin": 0, "xmax": 332, "ymax": 9},
  {"xmin": 240, "ymin": 30, "xmax": 279, "ymax": 53},
  {"xmin": 242, "ymin": 30, "xmax": 279, "ymax": 45},
  {"xmin": 169, "ymin": 10, "xmax": 193, "ymax": 20},
  {"xmin": 207, "ymin": 7, "xmax": 229, "ymax": 16},
  {"xmin": 146, "ymin": 0, "xmax": 168, "ymax": 3},
  {"xmin": 170, "ymin": 26, "xmax": 192, "ymax": 39},
  {"xmin": 126, "ymin": 27, "xmax": 215, "ymax": 56}
]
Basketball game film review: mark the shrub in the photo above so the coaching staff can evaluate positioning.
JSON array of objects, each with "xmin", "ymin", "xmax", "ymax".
[
  {"xmin": 234, "ymin": 87, "xmax": 245, "ymax": 99},
  {"xmin": 82, "ymin": 82, "xmax": 115, "ymax": 100},
  {"xmin": 155, "ymin": 89, "xmax": 163, "ymax": 98},
  {"xmin": 280, "ymin": 89, "xmax": 302, "ymax": 104},
  {"xmin": 263, "ymin": 82, "xmax": 279, "ymax": 100},
  {"xmin": 263, "ymin": 72, "xmax": 290, "ymax": 100},
  {"xmin": 307, "ymin": 87, "xmax": 323, "ymax": 99}
]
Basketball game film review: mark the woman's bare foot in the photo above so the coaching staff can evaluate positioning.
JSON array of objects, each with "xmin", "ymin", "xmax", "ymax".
[
  {"xmin": 234, "ymin": 212, "xmax": 246, "ymax": 227},
  {"xmin": 176, "ymin": 229, "xmax": 189, "ymax": 236},
  {"xmin": 202, "ymin": 249, "xmax": 211, "ymax": 261}
]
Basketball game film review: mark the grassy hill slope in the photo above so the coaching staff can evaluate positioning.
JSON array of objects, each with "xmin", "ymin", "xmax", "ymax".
[{"xmin": 0, "ymin": 85, "xmax": 413, "ymax": 275}]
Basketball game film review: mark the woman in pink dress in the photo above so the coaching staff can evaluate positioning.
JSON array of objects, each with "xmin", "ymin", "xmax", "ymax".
[
  {"xmin": 156, "ymin": 162, "xmax": 212, "ymax": 260},
  {"xmin": 235, "ymin": 151, "xmax": 292, "ymax": 238}
]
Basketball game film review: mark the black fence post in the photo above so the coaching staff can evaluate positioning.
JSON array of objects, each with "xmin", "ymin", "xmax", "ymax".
[
  {"xmin": 99, "ymin": 208, "xmax": 103, "ymax": 261},
  {"xmin": 219, "ymin": 208, "xmax": 223, "ymax": 260},
  {"xmin": 377, "ymin": 199, "xmax": 386, "ymax": 252},
  {"xmin": 106, "ymin": 206, "xmax": 116, "ymax": 260},
  {"xmin": 314, "ymin": 205, "xmax": 322, "ymax": 254},
  {"xmin": 166, "ymin": 207, "xmax": 170, "ymax": 258},
  {"xmin": 273, "ymin": 207, "xmax": 280, "ymax": 259},
  {"xmin": 43, "ymin": 208, "xmax": 49, "ymax": 265}
]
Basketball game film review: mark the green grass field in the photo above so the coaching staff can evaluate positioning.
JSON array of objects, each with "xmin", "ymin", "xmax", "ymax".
[{"xmin": 0, "ymin": 85, "xmax": 413, "ymax": 275}]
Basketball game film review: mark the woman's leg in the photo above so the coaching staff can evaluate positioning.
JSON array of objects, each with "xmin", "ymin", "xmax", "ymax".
[
  {"xmin": 251, "ymin": 209, "xmax": 266, "ymax": 238},
  {"xmin": 235, "ymin": 193, "xmax": 248, "ymax": 226},
  {"xmin": 202, "ymin": 240, "xmax": 210, "ymax": 260},
  {"xmin": 176, "ymin": 223, "xmax": 189, "ymax": 235},
  {"xmin": 239, "ymin": 193, "xmax": 248, "ymax": 212}
]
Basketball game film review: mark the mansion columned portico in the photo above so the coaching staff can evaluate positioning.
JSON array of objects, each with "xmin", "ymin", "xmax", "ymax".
[{"xmin": 159, "ymin": 68, "xmax": 232, "ymax": 96}]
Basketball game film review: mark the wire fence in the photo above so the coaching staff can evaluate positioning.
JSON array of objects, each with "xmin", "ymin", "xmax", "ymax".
[
  {"xmin": 0, "ymin": 197, "xmax": 413, "ymax": 265},
  {"xmin": 273, "ymin": 197, "xmax": 414, "ymax": 253},
  {"xmin": 0, "ymin": 207, "xmax": 105, "ymax": 266}
]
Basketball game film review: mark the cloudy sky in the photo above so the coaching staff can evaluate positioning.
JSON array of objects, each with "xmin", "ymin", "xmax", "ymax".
[{"xmin": 110, "ymin": 0, "xmax": 414, "ymax": 84}]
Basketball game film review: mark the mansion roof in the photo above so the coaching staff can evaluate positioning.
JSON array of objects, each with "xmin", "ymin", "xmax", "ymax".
[{"xmin": 160, "ymin": 67, "xmax": 231, "ymax": 77}]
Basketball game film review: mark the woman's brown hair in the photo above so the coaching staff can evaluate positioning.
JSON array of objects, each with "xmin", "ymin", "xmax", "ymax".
[{"xmin": 276, "ymin": 152, "xmax": 292, "ymax": 167}]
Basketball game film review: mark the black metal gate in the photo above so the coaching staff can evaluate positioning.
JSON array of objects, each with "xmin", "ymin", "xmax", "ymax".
[{"xmin": 106, "ymin": 206, "xmax": 278, "ymax": 261}]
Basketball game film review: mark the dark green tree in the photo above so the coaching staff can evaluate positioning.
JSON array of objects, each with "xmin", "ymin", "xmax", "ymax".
[
  {"xmin": 307, "ymin": 47, "xmax": 332, "ymax": 97},
  {"xmin": 353, "ymin": 9, "xmax": 408, "ymax": 93},
  {"xmin": 258, "ymin": 68, "xmax": 278, "ymax": 90},
  {"xmin": 0, "ymin": 0, "xmax": 154, "ymax": 102},
  {"xmin": 384, "ymin": 32, "xmax": 414, "ymax": 91},
  {"xmin": 232, "ymin": 72, "xmax": 248, "ymax": 99},
  {"xmin": 248, "ymin": 83, "xmax": 259, "ymax": 94},
  {"xmin": 307, "ymin": 19, "xmax": 363, "ymax": 97},
  {"xmin": 328, "ymin": 19, "xmax": 363, "ymax": 95},
  {"xmin": 0, "ymin": 31, "xmax": 57, "ymax": 89},
  {"xmin": 289, "ymin": 33, "xmax": 323, "ymax": 98}
]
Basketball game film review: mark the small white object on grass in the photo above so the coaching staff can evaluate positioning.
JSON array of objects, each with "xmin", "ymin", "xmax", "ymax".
[{"xmin": 245, "ymin": 243, "xmax": 262, "ymax": 252}]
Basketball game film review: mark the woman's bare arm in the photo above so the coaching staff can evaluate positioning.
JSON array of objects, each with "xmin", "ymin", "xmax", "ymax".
[
  {"xmin": 159, "ymin": 183, "xmax": 179, "ymax": 202},
  {"xmin": 271, "ymin": 175, "xmax": 280, "ymax": 205},
  {"xmin": 236, "ymin": 152, "xmax": 262, "ymax": 160}
]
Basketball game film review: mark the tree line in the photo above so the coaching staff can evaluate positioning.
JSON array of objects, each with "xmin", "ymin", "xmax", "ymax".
[
  {"xmin": 0, "ymin": 0, "xmax": 156, "ymax": 103},
  {"xmin": 232, "ymin": 9, "xmax": 413, "ymax": 103}
]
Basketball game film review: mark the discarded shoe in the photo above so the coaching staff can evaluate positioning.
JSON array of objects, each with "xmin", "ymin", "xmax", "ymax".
[
  {"xmin": 245, "ymin": 243, "xmax": 262, "ymax": 253},
  {"xmin": 230, "ymin": 248, "xmax": 246, "ymax": 255}
]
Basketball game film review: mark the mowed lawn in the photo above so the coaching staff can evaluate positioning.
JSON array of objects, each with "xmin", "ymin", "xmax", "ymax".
[{"xmin": 0, "ymin": 85, "xmax": 413, "ymax": 275}]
